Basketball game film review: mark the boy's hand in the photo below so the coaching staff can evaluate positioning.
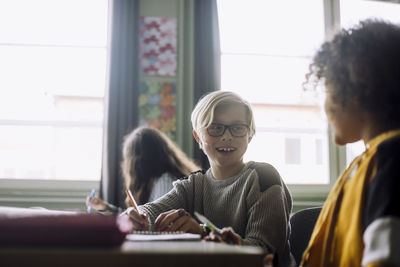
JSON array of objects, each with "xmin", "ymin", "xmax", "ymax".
[
  {"xmin": 123, "ymin": 207, "xmax": 148, "ymax": 230},
  {"xmin": 263, "ymin": 254, "xmax": 275, "ymax": 267},
  {"xmin": 86, "ymin": 196, "xmax": 107, "ymax": 211},
  {"xmin": 204, "ymin": 227, "xmax": 241, "ymax": 245},
  {"xmin": 154, "ymin": 209, "xmax": 203, "ymax": 235}
]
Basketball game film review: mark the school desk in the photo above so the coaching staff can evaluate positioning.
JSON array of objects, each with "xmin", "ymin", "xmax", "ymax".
[{"xmin": 0, "ymin": 240, "xmax": 266, "ymax": 267}]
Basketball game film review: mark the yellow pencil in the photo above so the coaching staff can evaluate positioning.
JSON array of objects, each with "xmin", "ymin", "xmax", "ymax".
[
  {"xmin": 126, "ymin": 189, "xmax": 148, "ymax": 229},
  {"xmin": 126, "ymin": 189, "xmax": 139, "ymax": 211}
]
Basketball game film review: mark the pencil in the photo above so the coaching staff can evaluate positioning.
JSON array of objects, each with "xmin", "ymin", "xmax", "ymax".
[
  {"xmin": 126, "ymin": 189, "xmax": 148, "ymax": 229},
  {"xmin": 125, "ymin": 189, "xmax": 139, "ymax": 211},
  {"xmin": 87, "ymin": 188, "xmax": 96, "ymax": 213}
]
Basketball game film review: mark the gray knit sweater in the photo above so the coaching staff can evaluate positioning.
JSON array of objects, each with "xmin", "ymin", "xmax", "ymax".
[{"xmin": 139, "ymin": 161, "xmax": 296, "ymax": 267}]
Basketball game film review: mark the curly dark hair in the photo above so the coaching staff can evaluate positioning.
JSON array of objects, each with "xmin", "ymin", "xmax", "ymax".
[{"xmin": 305, "ymin": 19, "xmax": 400, "ymax": 124}]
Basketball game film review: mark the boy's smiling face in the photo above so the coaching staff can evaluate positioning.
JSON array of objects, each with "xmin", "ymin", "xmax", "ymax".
[{"xmin": 194, "ymin": 103, "xmax": 252, "ymax": 180}]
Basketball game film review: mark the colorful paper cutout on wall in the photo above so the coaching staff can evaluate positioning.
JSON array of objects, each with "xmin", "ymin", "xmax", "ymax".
[
  {"xmin": 139, "ymin": 81, "xmax": 176, "ymax": 140},
  {"xmin": 139, "ymin": 17, "xmax": 177, "ymax": 76}
]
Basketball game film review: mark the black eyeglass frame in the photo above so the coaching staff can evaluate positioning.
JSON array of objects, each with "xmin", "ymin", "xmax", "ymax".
[{"xmin": 206, "ymin": 123, "xmax": 250, "ymax": 137}]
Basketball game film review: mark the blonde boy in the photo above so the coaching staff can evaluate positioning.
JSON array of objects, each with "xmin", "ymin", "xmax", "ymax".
[{"xmin": 126, "ymin": 91, "xmax": 295, "ymax": 267}]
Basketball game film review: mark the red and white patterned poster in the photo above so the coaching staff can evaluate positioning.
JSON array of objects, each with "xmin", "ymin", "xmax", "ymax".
[{"xmin": 139, "ymin": 17, "xmax": 177, "ymax": 76}]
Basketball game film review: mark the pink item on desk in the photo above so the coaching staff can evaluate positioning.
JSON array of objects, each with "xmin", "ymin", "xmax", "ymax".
[{"xmin": 0, "ymin": 206, "xmax": 132, "ymax": 247}]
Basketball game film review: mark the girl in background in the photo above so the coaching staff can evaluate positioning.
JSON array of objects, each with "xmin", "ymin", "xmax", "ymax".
[{"xmin": 87, "ymin": 127, "xmax": 200, "ymax": 213}]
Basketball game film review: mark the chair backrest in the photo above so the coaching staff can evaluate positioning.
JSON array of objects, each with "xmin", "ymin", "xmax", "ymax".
[{"xmin": 289, "ymin": 206, "xmax": 322, "ymax": 266}]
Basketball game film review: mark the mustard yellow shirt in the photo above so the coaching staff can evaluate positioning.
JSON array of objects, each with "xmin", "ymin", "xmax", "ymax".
[{"xmin": 301, "ymin": 130, "xmax": 400, "ymax": 267}]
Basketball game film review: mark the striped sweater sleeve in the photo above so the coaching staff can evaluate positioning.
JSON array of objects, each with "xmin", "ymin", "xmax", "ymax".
[
  {"xmin": 137, "ymin": 174, "xmax": 197, "ymax": 225},
  {"xmin": 242, "ymin": 163, "xmax": 294, "ymax": 267}
]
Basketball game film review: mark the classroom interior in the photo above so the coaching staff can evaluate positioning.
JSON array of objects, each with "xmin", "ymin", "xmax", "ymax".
[
  {"xmin": 1, "ymin": 1, "xmax": 400, "ymax": 266},
  {"xmin": 0, "ymin": 0, "xmax": 399, "ymax": 214}
]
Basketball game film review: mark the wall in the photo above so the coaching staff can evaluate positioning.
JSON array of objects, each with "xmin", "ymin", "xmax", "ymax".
[{"xmin": 140, "ymin": 0, "xmax": 195, "ymax": 157}]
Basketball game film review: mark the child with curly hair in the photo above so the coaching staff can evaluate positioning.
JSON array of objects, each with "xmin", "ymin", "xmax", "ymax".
[{"xmin": 302, "ymin": 19, "xmax": 400, "ymax": 266}]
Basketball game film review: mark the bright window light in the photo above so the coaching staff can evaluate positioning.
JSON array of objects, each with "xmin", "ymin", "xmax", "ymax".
[
  {"xmin": 218, "ymin": 0, "xmax": 329, "ymax": 184},
  {"xmin": 0, "ymin": 0, "xmax": 108, "ymax": 180}
]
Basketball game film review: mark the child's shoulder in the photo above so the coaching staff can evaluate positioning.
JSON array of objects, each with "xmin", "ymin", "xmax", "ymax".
[
  {"xmin": 378, "ymin": 134, "xmax": 400, "ymax": 156},
  {"xmin": 247, "ymin": 161, "xmax": 283, "ymax": 192},
  {"xmin": 187, "ymin": 169, "xmax": 207, "ymax": 178},
  {"xmin": 176, "ymin": 169, "xmax": 207, "ymax": 181},
  {"xmin": 172, "ymin": 170, "xmax": 207, "ymax": 190},
  {"xmin": 366, "ymin": 134, "xmax": 400, "ymax": 224}
]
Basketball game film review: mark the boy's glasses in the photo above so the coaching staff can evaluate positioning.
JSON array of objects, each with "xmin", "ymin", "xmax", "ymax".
[{"xmin": 207, "ymin": 123, "xmax": 249, "ymax": 137}]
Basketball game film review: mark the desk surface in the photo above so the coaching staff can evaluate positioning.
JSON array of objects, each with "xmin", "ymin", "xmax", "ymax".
[
  {"xmin": 0, "ymin": 240, "xmax": 266, "ymax": 267},
  {"xmin": 0, "ymin": 206, "xmax": 266, "ymax": 266}
]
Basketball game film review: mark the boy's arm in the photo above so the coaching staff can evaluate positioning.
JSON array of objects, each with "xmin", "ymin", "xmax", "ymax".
[
  {"xmin": 363, "ymin": 217, "xmax": 400, "ymax": 267},
  {"xmin": 137, "ymin": 176, "xmax": 195, "ymax": 225},
  {"xmin": 242, "ymin": 184, "xmax": 291, "ymax": 253},
  {"xmin": 239, "ymin": 162, "xmax": 294, "ymax": 266},
  {"xmin": 362, "ymin": 138, "xmax": 400, "ymax": 267}
]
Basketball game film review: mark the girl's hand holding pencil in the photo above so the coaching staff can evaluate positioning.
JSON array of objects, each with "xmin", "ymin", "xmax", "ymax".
[{"xmin": 86, "ymin": 196, "xmax": 107, "ymax": 212}]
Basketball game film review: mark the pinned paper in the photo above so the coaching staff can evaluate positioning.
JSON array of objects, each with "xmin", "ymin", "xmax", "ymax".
[
  {"xmin": 139, "ymin": 17, "xmax": 177, "ymax": 76},
  {"xmin": 139, "ymin": 81, "xmax": 177, "ymax": 140}
]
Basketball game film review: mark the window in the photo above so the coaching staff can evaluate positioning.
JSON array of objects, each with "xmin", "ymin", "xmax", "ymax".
[
  {"xmin": 285, "ymin": 138, "xmax": 301, "ymax": 165},
  {"xmin": 218, "ymin": 0, "xmax": 400, "ymax": 187},
  {"xmin": 217, "ymin": 0, "xmax": 329, "ymax": 185},
  {"xmin": 315, "ymin": 139, "xmax": 323, "ymax": 165},
  {"xmin": 0, "ymin": 0, "xmax": 108, "ymax": 181}
]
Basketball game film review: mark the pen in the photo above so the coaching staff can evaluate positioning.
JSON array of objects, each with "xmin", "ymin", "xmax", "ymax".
[
  {"xmin": 87, "ymin": 188, "xmax": 96, "ymax": 213},
  {"xmin": 125, "ymin": 189, "xmax": 139, "ymax": 212},
  {"xmin": 194, "ymin": 211, "xmax": 222, "ymax": 235}
]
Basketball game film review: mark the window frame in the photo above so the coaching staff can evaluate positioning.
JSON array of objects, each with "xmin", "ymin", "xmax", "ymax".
[{"xmin": 0, "ymin": 178, "xmax": 99, "ymax": 211}]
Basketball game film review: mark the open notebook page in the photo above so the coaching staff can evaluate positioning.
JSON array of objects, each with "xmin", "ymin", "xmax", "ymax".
[{"xmin": 126, "ymin": 231, "xmax": 201, "ymax": 241}]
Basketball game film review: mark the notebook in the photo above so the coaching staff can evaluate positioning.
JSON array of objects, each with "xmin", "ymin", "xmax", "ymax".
[{"xmin": 126, "ymin": 231, "xmax": 201, "ymax": 241}]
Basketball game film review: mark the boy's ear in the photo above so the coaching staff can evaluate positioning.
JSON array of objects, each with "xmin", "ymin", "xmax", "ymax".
[
  {"xmin": 193, "ymin": 130, "xmax": 202, "ymax": 147},
  {"xmin": 248, "ymin": 135, "xmax": 253, "ymax": 144}
]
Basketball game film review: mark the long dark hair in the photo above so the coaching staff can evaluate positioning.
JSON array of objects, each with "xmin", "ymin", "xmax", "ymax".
[{"xmin": 121, "ymin": 127, "xmax": 200, "ymax": 205}]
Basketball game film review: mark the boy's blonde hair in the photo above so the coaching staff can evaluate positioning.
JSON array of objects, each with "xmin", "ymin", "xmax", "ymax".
[{"xmin": 191, "ymin": 91, "xmax": 256, "ymax": 137}]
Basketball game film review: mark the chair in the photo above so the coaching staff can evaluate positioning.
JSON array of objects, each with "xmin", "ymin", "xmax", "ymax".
[{"xmin": 289, "ymin": 206, "xmax": 322, "ymax": 266}]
